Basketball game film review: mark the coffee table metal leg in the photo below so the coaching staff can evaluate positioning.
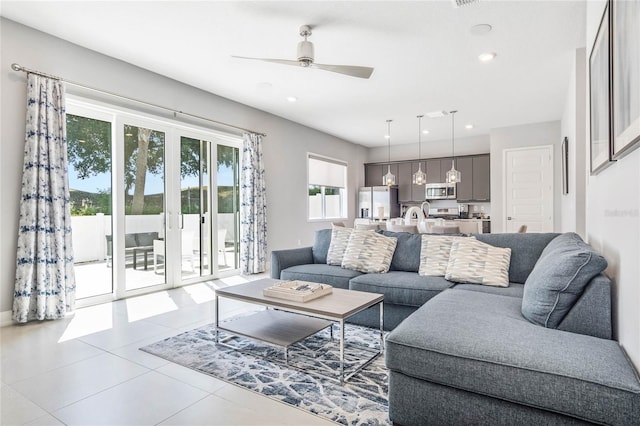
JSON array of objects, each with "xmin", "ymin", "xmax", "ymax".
[
  {"xmin": 380, "ymin": 301, "xmax": 384, "ymax": 353},
  {"xmin": 339, "ymin": 319, "xmax": 345, "ymax": 384},
  {"xmin": 214, "ymin": 295, "xmax": 219, "ymax": 343}
]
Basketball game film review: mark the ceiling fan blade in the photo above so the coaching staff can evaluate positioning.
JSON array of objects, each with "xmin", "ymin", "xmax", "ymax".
[
  {"xmin": 311, "ymin": 63, "xmax": 374, "ymax": 79},
  {"xmin": 232, "ymin": 56, "xmax": 301, "ymax": 67}
]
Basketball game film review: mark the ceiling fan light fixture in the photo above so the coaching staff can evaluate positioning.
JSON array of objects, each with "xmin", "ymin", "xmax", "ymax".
[
  {"xmin": 412, "ymin": 115, "xmax": 427, "ymax": 186},
  {"xmin": 384, "ymin": 119, "xmax": 396, "ymax": 186}
]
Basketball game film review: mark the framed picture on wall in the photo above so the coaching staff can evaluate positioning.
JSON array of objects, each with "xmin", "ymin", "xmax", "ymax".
[
  {"xmin": 562, "ymin": 137, "xmax": 569, "ymax": 195},
  {"xmin": 611, "ymin": 0, "xmax": 640, "ymax": 159},
  {"xmin": 589, "ymin": 2, "xmax": 615, "ymax": 174}
]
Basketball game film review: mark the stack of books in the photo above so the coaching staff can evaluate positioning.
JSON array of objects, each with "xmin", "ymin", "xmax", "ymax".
[{"xmin": 263, "ymin": 280, "xmax": 333, "ymax": 302}]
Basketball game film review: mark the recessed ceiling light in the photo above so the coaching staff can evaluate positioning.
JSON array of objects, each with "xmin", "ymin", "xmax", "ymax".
[
  {"xmin": 286, "ymin": 96, "xmax": 297, "ymax": 102},
  {"xmin": 478, "ymin": 52, "xmax": 497, "ymax": 62},
  {"xmin": 384, "ymin": 134, "xmax": 390, "ymax": 139},
  {"xmin": 470, "ymin": 24, "xmax": 492, "ymax": 36},
  {"xmin": 465, "ymin": 124, "xmax": 474, "ymax": 129},
  {"xmin": 422, "ymin": 130, "xmax": 430, "ymax": 134}
]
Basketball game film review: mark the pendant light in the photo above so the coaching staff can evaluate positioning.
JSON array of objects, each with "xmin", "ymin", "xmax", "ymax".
[
  {"xmin": 383, "ymin": 119, "xmax": 396, "ymax": 186},
  {"xmin": 446, "ymin": 110, "xmax": 462, "ymax": 183},
  {"xmin": 412, "ymin": 115, "xmax": 427, "ymax": 185}
]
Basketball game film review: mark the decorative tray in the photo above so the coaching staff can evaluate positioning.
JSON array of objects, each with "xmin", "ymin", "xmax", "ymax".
[{"xmin": 263, "ymin": 280, "xmax": 333, "ymax": 302}]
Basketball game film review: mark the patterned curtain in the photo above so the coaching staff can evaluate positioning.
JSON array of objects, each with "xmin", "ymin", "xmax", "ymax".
[
  {"xmin": 240, "ymin": 132, "xmax": 267, "ymax": 274},
  {"xmin": 13, "ymin": 74, "xmax": 75, "ymax": 323}
]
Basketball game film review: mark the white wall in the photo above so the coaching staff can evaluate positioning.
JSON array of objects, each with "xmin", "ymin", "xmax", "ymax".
[
  {"xmin": 367, "ymin": 134, "xmax": 490, "ymax": 163},
  {"xmin": 560, "ymin": 48, "xmax": 587, "ymax": 237},
  {"xmin": 0, "ymin": 19, "xmax": 368, "ymax": 313},
  {"xmin": 585, "ymin": 1, "xmax": 640, "ymax": 368},
  {"xmin": 489, "ymin": 121, "xmax": 562, "ymax": 233}
]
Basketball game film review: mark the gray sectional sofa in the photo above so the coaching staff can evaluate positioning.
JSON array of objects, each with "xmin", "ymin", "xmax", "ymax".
[{"xmin": 270, "ymin": 229, "xmax": 640, "ymax": 425}]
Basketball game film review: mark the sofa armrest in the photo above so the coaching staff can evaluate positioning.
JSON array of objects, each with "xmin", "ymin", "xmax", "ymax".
[
  {"xmin": 557, "ymin": 273, "xmax": 612, "ymax": 339},
  {"xmin": 270, "ymin": 247, "xmax": 314, "ymax": 279}
]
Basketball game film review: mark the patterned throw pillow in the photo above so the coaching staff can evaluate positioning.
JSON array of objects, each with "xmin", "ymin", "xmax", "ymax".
[
  {"xmin": 326, "ymin": 226, "xmax": 353, "ymax": 265},
  {"xmin": 445, "ymin": 238, "xmax": 511, "ymax": 287},
  {"xmin": 419, "ymin": 235, "xmax": 475, "ymax": 276},
  {"xmin": 342, "ymin": 230, "xmax": 397, "ymax": 273}
]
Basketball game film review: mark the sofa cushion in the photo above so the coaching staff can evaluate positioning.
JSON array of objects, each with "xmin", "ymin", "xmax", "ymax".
[
  {"xmin": 280, "ymin": 264, "xmax": 361, "ymax": 290},
  {"xmin": 475, "ymin": 233, "xmax": 559, "ymax": 284},
  {"xmin": 382, "ymin": 231, "xmax": 421, "ymax": 272},
  {"xmin": 445, "ymin": 238, "xmax": 511, "ymax": 287},
  {"xmin": 418, "ymin": 235, "xmax": 472, "ymax": 276},
  {"xmin": 342, "ymin": 230, "xmax": 397, "ymax": 273},
  {"xmin": 386, "ymin": 289, "xmax": 640, "ymax": 425},
  {"xmin": 522, "ymin": 232, "xmax": 608, "ymax": 328},
  {"xmin": 312, "ymin": 229, "xmax": 332, "ymax": 264},
  {"xmin": 326, "ymin": 227, "xmax": 352, "ymax": 266},
  {"xmin": 349, "ymin": 272, "xmax": 453, "ymax": 307},
  {"xmin": 452, "ymin": 282, "xmax": 524, "ymax": 298}
]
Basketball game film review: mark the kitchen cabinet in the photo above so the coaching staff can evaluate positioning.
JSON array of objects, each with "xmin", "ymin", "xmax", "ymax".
[
  {"xmin": 439, "ymin": 158, "xmax": 453, "ymax": 182},
  {"xmin": 455, "ymin": 157, "xmax": 474, "ymax": 201},
  {"xmin": 397, "ymin": 162, "xmax": 428, "ymax": 202},
  {"xmin": 425, "ymin": 159, "xmax": 441, "ymax": 183},
  {"xmin": 397, "ymin": 162, "xmax": 413, "ymax": 202},
  {"xmin": 453, "ymin": 154, "xmax": 491, "ymax": 202},
  {"xmin": 411, "ymin": 161, "xmax": 427, "ymax": 201},
  {"xmin": 365, "ymin": 163, "xmax": 398, "ymax": 187},
  {"xmin": 472, "ymin": 154, "xmax": 491, "ymax": 201}
]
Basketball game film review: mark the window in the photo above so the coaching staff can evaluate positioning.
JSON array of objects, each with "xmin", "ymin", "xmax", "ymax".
[{"xmin": 308, "ymin": 154, "xmax": 347, "ymax": 220}]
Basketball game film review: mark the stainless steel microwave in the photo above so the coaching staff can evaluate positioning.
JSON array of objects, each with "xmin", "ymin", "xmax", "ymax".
[{"xmin": 425, "ymin": 183, "xmax": 456, "ymax": 200}]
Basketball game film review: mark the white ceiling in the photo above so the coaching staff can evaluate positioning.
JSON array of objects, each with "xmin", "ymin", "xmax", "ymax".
[{"xmin": 1, "ymin": 1, "xmax": 586, "ymax": 148}]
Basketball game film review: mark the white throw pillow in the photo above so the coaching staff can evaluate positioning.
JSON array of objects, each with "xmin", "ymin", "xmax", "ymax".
[
  {"xmin": 326, "ymin": 226, "xmax": 353, "ymax": 266},
  {"xmin": 341, "ymin": 229, "xmax": 397, "ymax": 273},
  {"xmin": 419, "ymin": 235, "xmax": 474, "ymax": 276},
  {"xmin": 445, "ymin": 238, "xmax": 511, "ymax": 287}
]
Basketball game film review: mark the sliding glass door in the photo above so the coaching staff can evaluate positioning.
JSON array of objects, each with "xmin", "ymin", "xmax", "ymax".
[{"xmin": 67, "ymin": 98, "xmax": 241, "ymax": 305}]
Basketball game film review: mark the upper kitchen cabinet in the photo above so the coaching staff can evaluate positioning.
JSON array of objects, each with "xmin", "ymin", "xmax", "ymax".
[
  {"xmin": 455, "ymin": 154, "xmax": 491, "ymax": 201},
  {"xmin": 411, "ymin": 161, "xmax": 427, "ymax": 201},
  {"xmin": 455, "ymin": 157, "xmax": 474, "ymax": 201},
  {"xmin": 365, "ymin": 163, "xmax": 398, "ymax": 187},
  {"xmin": 439, "ymin": 158, "xmax": 453, "ymax": 183},
  {"xmin": 397, "ymin": 162, "xmax": 412, "ymax": 202},
  {"xmin": 425, "ymin": 159, "xmax": 441, "ymax": 183},
  {"xmin": 398, "ymin": 161, "xmax": 428, "ymax": 202},
  {"xmin": 472, "ymin": 154, "xmax": 490, "ymax": 201}
]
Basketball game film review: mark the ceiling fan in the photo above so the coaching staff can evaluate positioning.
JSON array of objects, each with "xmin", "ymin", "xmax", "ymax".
[{"xmin": 232, "ymin": 25, "xmax": 374, "ymax": 79}]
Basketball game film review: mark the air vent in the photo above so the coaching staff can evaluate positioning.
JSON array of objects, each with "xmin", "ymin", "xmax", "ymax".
[{"xmin": 452, "ymin": 0, "xmax": 479, "ymax": 7}]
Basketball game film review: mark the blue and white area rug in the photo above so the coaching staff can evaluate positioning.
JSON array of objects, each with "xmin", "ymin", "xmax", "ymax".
[{"xmin": 140, "ymin": 316, "xmax": 390, "ymax": 425}]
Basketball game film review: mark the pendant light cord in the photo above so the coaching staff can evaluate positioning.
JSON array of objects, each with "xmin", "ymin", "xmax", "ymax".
[
  {"xmin": 417, "ymin": 115, "xmax": 423, "ymax": 159},
  {"xmin": 387, "ymin": 119, "xmax": 392, "ymax": 165}
]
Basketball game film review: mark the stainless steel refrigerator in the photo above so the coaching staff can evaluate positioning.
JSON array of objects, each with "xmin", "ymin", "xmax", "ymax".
[{"xmin": 358, "ymin": 186, "xmax": 399, "ymax": 220}]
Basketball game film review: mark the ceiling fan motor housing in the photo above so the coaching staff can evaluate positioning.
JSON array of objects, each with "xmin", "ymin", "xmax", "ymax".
[{"xmin": 297, "ymin": 40, "xmax": 314, "ymax": 66}]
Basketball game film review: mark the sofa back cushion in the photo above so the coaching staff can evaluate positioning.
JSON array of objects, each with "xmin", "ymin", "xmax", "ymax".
[
  {"xmin": 475, "ymin": 233, "xmax": 559, "ymax": 284},
  {"xmin": 382, "ymin": 231, "xmax": 422, "ymax": 272},
  {"xmin": 521, "ymin": 232, "xmax": 608, "ymax": 328},
  {"xmin": 312, "ymin": 229, "xmax": 332, "ymax": 264}
]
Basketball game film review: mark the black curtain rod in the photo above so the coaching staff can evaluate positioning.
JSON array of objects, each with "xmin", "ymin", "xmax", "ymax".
[{"xmin": 10, "ymin": 63, "xmax": 267, "ymax": 137}]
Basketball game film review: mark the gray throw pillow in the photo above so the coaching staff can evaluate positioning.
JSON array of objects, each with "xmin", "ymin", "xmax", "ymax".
[{"xmin": 521, "ymin": 233, "xmax": 607, "ymax": 328}]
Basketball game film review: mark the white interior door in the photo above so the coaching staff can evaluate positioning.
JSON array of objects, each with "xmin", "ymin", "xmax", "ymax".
[{"xmin": 504, "ymin": 146, "xmax": 553, "ymax": 233}]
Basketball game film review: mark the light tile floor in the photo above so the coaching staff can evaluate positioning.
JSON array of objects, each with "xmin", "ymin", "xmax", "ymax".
[{"xmin": 1, "ymin": 274, "xmax": 336, "ymax": 425}]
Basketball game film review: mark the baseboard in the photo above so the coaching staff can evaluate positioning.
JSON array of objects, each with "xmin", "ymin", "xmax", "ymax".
[{"xmin": 0, "ymin": 310, "xmax": 13, "ymax": 327}]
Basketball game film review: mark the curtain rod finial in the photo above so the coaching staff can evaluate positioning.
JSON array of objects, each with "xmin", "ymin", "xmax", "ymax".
[{"xmin": 11, "ymin": 63, "xmax": 22, "ymax": 72}]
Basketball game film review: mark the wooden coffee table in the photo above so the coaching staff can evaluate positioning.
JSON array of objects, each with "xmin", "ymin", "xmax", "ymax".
[{"xmin": 214, "ymin": 278, "xmax": 384, "ymax": 383}]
